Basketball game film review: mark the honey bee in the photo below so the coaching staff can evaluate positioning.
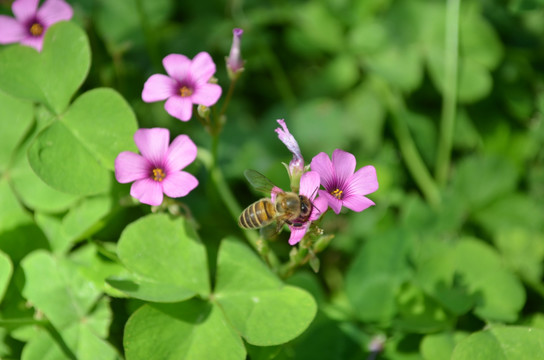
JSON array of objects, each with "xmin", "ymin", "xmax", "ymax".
[{"xmin": 238, "ymin": 170, "xmax": 313, "ymax": 236}]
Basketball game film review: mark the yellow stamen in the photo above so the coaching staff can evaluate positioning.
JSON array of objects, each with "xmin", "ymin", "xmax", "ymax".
[
  {"xmin": 180, "ymin": 86, "xmax": 193, "ymax": 97},
  {"xmin": 30, "ymin": 23, "xmax": 43, "ymax": 36},
  {"xmin": 331, "ymin": 188, "xmax": 343, "ymax": 199},
  {"xmin": 152, "ymin": 168, "xmax": 166, "ymax": 182}
]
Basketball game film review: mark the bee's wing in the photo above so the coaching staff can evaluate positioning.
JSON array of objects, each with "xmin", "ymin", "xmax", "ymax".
[
  {"xmin": 259, "ymin": 220, "xmax": 285, "ymax": 239},
  {"xmin": 244, "ymin": 169, "xmax": 277, "ymax": 194}
]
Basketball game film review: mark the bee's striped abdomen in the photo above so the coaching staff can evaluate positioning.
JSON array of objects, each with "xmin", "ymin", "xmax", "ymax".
[{"xmin": 238, "ymin": 199, "xmax": 275, "ymax": 229}]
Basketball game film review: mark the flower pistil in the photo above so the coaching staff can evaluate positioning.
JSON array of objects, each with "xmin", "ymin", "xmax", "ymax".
[{"xmin": 152, "ymin": 168, "xmax": 166, "ymax": 182}]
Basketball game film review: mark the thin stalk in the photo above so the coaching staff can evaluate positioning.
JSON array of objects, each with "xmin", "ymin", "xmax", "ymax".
[
  {"xmin": 435, "ymin": 0, "xmax": 461, "ymax": 186},
  {"xmin": 375, "ymin": 77, "xmax": 441, "ymax": 208},
  {"xmin": 218, "ymin": 78, "xmax": 237, "ymax": 119},
  {"xmin": 198, "ymin": 147, "xmax": 280, "ymax": 269}
]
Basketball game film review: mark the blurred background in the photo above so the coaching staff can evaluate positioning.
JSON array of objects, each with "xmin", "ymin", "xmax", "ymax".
[{"xmin": 2, "ymin": 0, "xmax": 544, "ymax": 358}]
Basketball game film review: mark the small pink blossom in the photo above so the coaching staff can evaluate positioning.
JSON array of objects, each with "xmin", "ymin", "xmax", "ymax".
[
  {"xmin": 271, "ymin": 171, "xmax": 328, "ymax": 246},
  {"xmin": 115, "ymin": 128, "xmax": 199, "ymax": 206},
  {"xmin": 226, "ymin": 28, "xmax": 244, "ymax": 79},
  {"xmin": 0, "ymin": 0, "xmax": 73, "ymax": 51},
  {"xmin": 142, "ymin": 52, "xmax": 222, "ymax": 122},
  {"xmin": 310, "ymin": 149, "xmax": 378, "ymax": 214},
  {"xmin": 275, "ymin": 119, "xmax": 304, "ymax": 176}
]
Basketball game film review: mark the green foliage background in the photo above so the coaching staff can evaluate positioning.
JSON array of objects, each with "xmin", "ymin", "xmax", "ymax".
[{"xmin": 1, "ymin": 0, "xmax": 544, "ymax": 359}]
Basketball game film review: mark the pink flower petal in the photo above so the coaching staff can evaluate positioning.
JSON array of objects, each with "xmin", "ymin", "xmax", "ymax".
[
  {"xmin": 0, "ymin": 16, "xmax": 26, "ymax": 44},
  {"xmin": 310, "ymin": 196, "xmax": 328, "ymax": 221},
  {"xmin": 319, "ymin": 190, "xmax": 342, "ymax": 214},
  {"xmin": 299, "ymin": 171, "xmax": 320, "ymax": 199},
  {"xmin": 20, "ymin": 35, "xmax": 43, "ymax": 51},
  {"xmin": 164, "ymin": 134, "xmax": 197, "ymax": 172},
  {"xmin": 190, "ymin": 52, "xmax": 216, "ymax": 83},
  {"xmin": 37, "ymin": 0, "xmax": 73, "ymax": 27},
  {"xmin": 133, "ymin": 128, "xmax": 169, "ymax": 165},
  {"xmin": 162, "ymin": 171, "xmax": 198, "ymax": 198},
  {"xmin": 288, "ymin": 224, "xmax": 309, "ymax": 245},
  {"xmin": 130, "ymin": 178, "xmax": 164, "ymax": 206},
  {"xmin": 190, "ymin": 83, "xmax": 222, "ymax": 106},
  {"xmin": 162, "ymin": 54, "xmax": 191, "ymax": 81},
  {"xmin": 114, "ymin": 151, "xmax": 150, "ymax": 183},
  {"xmin": 12, "ymin": 0, "xmax": 39, "ymax": 23},
  {"xmin": 165, "ymin": 96, "xmax": 193, "ymax": 121},
  {"xmin": 332, "ymin": 149, "xmax": 356, "ymax": 185},
  {"xmin": 346, "ymin": 165, "xmax": 379, "ymax": 196},
  {"xmin": 142, "ymin": 74, "xmax": 177, "ymax": 102},
  {"xmin": 342, "ymin": 194, "xmax": 375, "ymax": 213},
  {"xmin": 310, "ymin": 152, "xmax": 335, "ymax": 190}
]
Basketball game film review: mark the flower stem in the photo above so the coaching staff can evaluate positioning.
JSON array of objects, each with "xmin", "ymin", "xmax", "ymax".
[
  {"xmin": 374, "ymin": 77, "xmax": 441, "ymax": 208},
  {"xmin": 198, "ymin": 147, "xmax": 280, "ymax": 269},
  {"xmin": 219, "ymin": 78, "xmax": 237, "ymax": 119},
  {"xmin": 435, "ymin": 0, "xmax": 460, "ymax": 186}
]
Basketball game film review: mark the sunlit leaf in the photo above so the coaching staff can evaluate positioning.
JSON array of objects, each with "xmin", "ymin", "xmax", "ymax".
[
  {"xmin": 214, "ymin": 238, "xmax": 317, "ymax": 346},
  {"xmin": 124, "ymin": 300, "xmax": 245, "ymax": 360},
  {"xmin": 111, "ymin": 214, "xmax": 210, "ymax": 302},
  {"xmin": 0, "ymin": 22, "xmax": 90, "ymax": 114},
  {"xmin": 452, "ymin": 326, "xmax": 544, "ymax": 360}
]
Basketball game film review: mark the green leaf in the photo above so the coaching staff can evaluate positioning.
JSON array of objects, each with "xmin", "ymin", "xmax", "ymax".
[
  {"xmin": 124, "ymin": 300, "xmax": 246, "ymax": 360},
  {"xmin": 0, "ymin": 90, "xmax": 33, "ymax": 173},
  {"xmin": 21, "ymin": 250, "xmax": 103, "ymax": 329},
  {"xmin": 0, "ymin": 22, "xmax": 90, "ymax": 114},
  {"xmin": 9, "ymin": 153, "xmax": 79, "ymax": 213},
  {"xmin": 493, "ymin": 228, "xmax": 544, "ymax": 283},
  {"xmin": 345, "ymin": 231, "xmax": 410, "ymax": 323},
  {"xmin": 421, "ymin": 332, "xmax": 468, "ymax": 360},
  {"xmin": 27, "ymin": 121, "xmax": 111, "ymax": 195},
  {"xmin": 0, "ymin": 178, "xmax": 31, "ymax": 233},
  {"xmin": 455, "ymin": 239, "xmax": 525, "ymax": 322},
  {"xmin": 452, "ymin": 154, "xmax": 518, "ymax": 210},
  {"xmin": 0, "ymin": 250, "xmax": 12, "ymax": 302},
  {"xmin": 289, "ymin": 2, "xmax": 343, "ymax": 53},
  {"xmin": 95, "ymin": 0, "xmax": 173, "ymax": 50},
  {"xmin": 34, "ymin": 213, "xmax": 71, "ymax": 255},
  {"xmin": 59, "ymin": 88, "xmax": 138, "ymax": 170},
  {"xmin": 62, "ymin": 196, "xmax": 113, "ymax": 243},
  {"xmin": 112, "ymin": 214, "xmax": 210, "ymax": 302},
  {"xmin": 368, "ymin": 45, "xmax": 423, "ymax": 92},
  {"xmin": 451, "ymin": 326, "xmax": 544, "ymax": 360},
  {"xmin": 21, "ymin": 299, "xmax": 119, "ymax": 360},
  {"xmin": 394, "ymin": 284, "xmax": 453, "ymax": 333},
  {"xmin": 214, "ymin": 238, "xmax": 317, "ymax": 346},
  {"xmin": 473, "ymin": 193, "xmax": 543, "ymax": 236},
  {"xmin": 28, "ymin": 88, "xmax": 138, "ymax": 195}
]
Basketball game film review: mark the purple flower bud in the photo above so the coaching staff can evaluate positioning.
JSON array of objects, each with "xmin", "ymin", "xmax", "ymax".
[{"xmin": 226, "ymin": 28, "xmax": 244, "ymax": 79}]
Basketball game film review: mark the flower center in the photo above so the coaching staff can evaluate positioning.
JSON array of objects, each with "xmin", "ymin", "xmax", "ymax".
[
  {"xmin": 29, "ymin": 22, "xmax": 44, "ymax": 37},
  {"xmin": 152, "ymin": 168, "xmax": 166, "ymax": 182},
  {"xmin": 179, "ymin": 86, "xmax": 193, "ymax": 97},
  {"xmin": 331, "ymin": 188, "xmax": 343, "ymax": 200}
]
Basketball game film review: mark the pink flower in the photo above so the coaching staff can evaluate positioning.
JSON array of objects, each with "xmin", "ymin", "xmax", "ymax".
[
  {"xmin": 275, "ymin": 119, "xmax": 304, "ymax": 176},
  {"xmin": 115, "ymin": 128, "xmax": 199, "ymax": 206},
  {"xmin": 310, "ymin": 149, "xmax": 378, "ymax": 214},
  {"xmin": 0, "ymin": 0, "xmax": 73, "ymax": 51},
  {"xmin": 226, "ymin": 28, "xmax": 244, "ymax": 79},
  {"xmin": 142, "ymin": 52, "xmax": 222, "ymax": 122},
  {"xmin": 271, "ymin": 171, "xmax": 328, "ymax": 246}
]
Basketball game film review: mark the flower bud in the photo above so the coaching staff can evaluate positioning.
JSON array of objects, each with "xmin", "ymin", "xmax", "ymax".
[{"xmin": 226, "ymin": 28, "xmax": 245, "ymax": 80}]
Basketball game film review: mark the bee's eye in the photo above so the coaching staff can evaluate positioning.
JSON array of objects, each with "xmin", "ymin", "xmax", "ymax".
[{"xmin": 299, "ymin": 196, "xmax": 311, "ymax": 216}]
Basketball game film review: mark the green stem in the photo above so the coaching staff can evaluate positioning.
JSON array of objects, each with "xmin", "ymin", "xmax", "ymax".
[
  {"xmin": 0, "ymin": 318, "xmax": 48, "ymax": 328},
  {"xmin": 435, "ymin": 0, "xmax": 460, "ymax": 186},
  {"xmin": 374, "ymin": 77, "xmax": 441, "ymax": 208},
  {"xmin": 219, "ymin": 78, "xmax": 237, "ymax": 119},
  {"xmin": 198, "ymin": 148, "xmax": 280, "ymax": 269}
]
